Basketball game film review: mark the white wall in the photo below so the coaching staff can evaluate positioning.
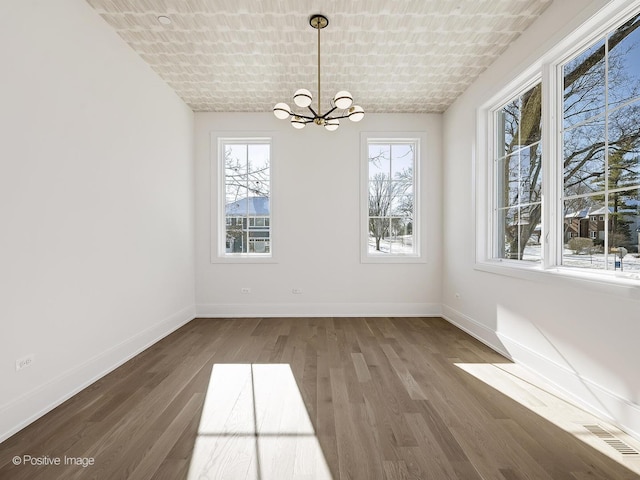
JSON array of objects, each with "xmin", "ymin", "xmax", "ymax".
[
  {"xmin": 442, "ymin": 0, "xmax": 640, "ymax": 438},
  {"xmin": 0, "ymin": 0, "xmax": 195, "ymax": 442},
  {"xmin": 195, "ymin": 113, "xmax": 442, "ymax": 317}
]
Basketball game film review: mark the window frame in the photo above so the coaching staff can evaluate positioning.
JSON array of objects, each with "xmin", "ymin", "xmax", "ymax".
[
  {"xmin": 475, "ymin": 0, "xmax": 640, "ymax": 291},
  {"xmin": 211, "ymin": 132, "xmax": 278, "ymax": 264},
  {"xmin": 360, "ymin": 132, "xmax": 427, "ymax": 264}
]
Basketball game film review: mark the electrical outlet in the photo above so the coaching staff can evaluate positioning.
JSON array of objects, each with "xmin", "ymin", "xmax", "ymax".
[
  {"xmin": 292, "ymin": 288, "xmax": 303, "ymax": 294},
  {"xmin": 16, "ymin": 354, "xmax": 34, "ymax": 372},
  {"xmin": 241, "ymin": 287, "xmax": 251, "ymax": 294}
]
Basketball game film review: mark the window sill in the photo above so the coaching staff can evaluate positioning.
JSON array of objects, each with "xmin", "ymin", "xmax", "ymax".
[
  {"xmin": 361, "ymin": 255, "xmax": 426, "ymax": 264},
  {"xmin": 474, "ymin": 260, "xmax": 640, "ymax": 298},
  {"xmin": 212, "ymin": 254, "xmax": 277, "ymax": 264}
]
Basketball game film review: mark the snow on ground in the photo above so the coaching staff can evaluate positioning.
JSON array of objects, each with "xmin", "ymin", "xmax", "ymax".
[
  {"xmin": 524, "ymin": 244, "xmax": 640, "ymax": 272},
  {"xmin": 368, "ymin": 237, "xmax": 640, "ymax": 274}
]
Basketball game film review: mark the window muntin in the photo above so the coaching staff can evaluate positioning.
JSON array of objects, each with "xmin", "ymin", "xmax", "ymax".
[
  {"xmin": 366, "ymin": 140, "xmax": 417, "ymax": 257},
  {"xmin": 220, "ymin": 139, "xmax": 271, "ymax": 256},
  {"xmin": 560, "ymin": 13, "xmax": 640, "ymax": 272},
  {"xmin": 493, "ymin": 83, "xmax": 543, "ymax": 263}
]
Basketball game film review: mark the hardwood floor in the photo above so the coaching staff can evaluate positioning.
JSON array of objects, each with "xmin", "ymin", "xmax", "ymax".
[{"xmin": 1, "ymin": 317, "xmax": 639, "ymax": 479}]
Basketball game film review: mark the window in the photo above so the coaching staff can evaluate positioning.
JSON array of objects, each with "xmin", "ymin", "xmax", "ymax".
[
  {"xmin": 480, "ymin": 4, "xmax": 640, "ymax": 282},
  {"xmin": 362, "ymin": 135, "xmax": 423, "ymax": 262},
  {"xmin": 493, "ymin": 82, "xmax": 542, "ymax": 263},
  {"xmin": 218, "ymin": 137, "xmax": 271, "ymax": 258},
  {"xmin": 561, "ymin": 14, "xmax": 640, "ymax": 271}
]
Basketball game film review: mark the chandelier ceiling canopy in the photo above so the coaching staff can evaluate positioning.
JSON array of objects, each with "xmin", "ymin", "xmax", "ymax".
[{"xmin": 273, "ymin": 14, "xmax": 364, "ymax": 131}]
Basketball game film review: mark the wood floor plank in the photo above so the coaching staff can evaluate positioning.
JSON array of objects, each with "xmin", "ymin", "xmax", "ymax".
[{"xmin": 1, "ymin": 317, "xmax": 639, "ymax": 480}]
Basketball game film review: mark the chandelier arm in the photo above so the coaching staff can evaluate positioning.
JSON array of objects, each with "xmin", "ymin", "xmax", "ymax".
[
  {"xmin": 294, "ymin": 113, "xmax": 316, "ymax": 121},
  {"xmin": 325, "ymin": 113, "xmax": 351, "ymax": 121},
  {"xmin": 307, "ymin": 106, "xmax": 320, "ymax": 118},
  {"xmin": 319, "ymin": 106, "xmax": 338, "ymax": 119}
]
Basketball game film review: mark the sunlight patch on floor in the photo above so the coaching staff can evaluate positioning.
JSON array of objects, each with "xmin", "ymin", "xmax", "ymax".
[
  {"xmin": 187, "ymin": 364, "xmax": 333, "ymax": 480},
  {"xmin": 454, "ymin": 362, "xmax": 640, "ymax": 475}
]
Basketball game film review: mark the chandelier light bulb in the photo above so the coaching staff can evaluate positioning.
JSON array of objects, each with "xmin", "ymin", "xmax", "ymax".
[
  {"xmin": 293, "ymin": 89, "xmax": 313, "ymax": 108},
  {"xmin": 333, "ymin": 91, "xmax": 353, "ymax": 110},
  {"xmin": 348, "ymin": 105, "xmax": 365, "ymax": 122},
  {"xmin": 291, "ymin": 116, "xmax": 306, "ymax": 129},
  {"xmin": 273, "ymin": 102, "xmax": 291, "ymax": 120},
  {"xmin": 324, "ymin": 119, "xmax": 339, "ymax": 131}
]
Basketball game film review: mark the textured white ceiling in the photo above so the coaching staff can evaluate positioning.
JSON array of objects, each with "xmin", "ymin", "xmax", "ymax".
[{"xmin": 85, "ymin": 0, "xmax": 552, "ymax": 113}]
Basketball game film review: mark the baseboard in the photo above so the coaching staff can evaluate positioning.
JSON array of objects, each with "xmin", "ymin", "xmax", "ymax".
[
  {"xmin": 497, "ymin": 331, "xmax": 640, "ymax": 440},
  {"xmin": 196, "ymin": 302, "xmax": 442, "ymax": 318},
  {"xmin": 0, "ymin": 304, "xmax": 196, "ymax": 444},
  {"xmin": 442, "ymin": 303, "xmax": 640, "ymax": 441},
  {"xmin": 441, "ymin": 304, "xmax": 512, "ymax": 359}
]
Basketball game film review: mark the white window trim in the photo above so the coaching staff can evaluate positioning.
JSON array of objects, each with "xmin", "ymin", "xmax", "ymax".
[
  {"xmin": 475, "ymin": 0, "xmax": 640, "ymax": 293},
  {"xmin": 360, "ymin": 131, "xmax": 427, "ymax": 264},
  {"xmin": 210, "ymin": 132, "xmax": 278, "ymax": 264}
]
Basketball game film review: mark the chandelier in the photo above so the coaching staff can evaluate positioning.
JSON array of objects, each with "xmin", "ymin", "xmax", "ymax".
[{"xmin": 273, "ymin": 14, "xmax": 365, "ymax": 131}]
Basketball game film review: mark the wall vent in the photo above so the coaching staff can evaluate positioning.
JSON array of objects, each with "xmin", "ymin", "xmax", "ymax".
[{"xmin": 583, "ymin": 424, "xmax": 640, "ymax": 456}]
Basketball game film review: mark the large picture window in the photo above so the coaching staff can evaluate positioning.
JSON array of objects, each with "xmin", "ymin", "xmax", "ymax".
[
  {"xmin": 219, "ymin": 138, "xmax": 271, "ymax": 257},
  {"xmin": 561, "ymin": 14, "xmax": 640, "ymax": 272},
  {"xmin": 482, "ymin": 5, "xmax": 640, "ymax": 282}
]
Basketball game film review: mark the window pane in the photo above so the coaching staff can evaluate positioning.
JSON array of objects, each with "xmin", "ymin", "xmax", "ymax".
[
  {"xmin": 520, "ymin": 203, "xmax": 542, "ymax": 262},
  {"xmin": 563, "ymin": 39, "xmax": 606, "ymax": 129},
  {"xmin": 562, "ymin": 197, "xmax": 603, "ymax": 269},
  {"xmin": 608, "ymin": 189, "xmax": 640, "ymax": 272},
  {"xmin": 389, "ymin": 217, "xmax": 414, "ymax": 254},
  {"xmin": 497, "ymin": 98, "xmax": 520, "ymax": 159},
  {"xmin": 225, "ymin": 144, "xmax": 248, "ymax": 177},
  {"xmin": 391, "ymin": 195, "xmax": 413, "ymax": 217},
  {"xmin": 563, "ymin": 119, "xmax": 606, "ymax": 196},
  {"xmin": 369, "ymin": 179, "xmax": 391, "ymax": 216},
  {"xmin": 247, "ymin": 144, "xmax": 270, "ymax": 198},
  {"xmin": 520, "ymin": 144, "xmax": 542, "ymax": 205},
  {"xmin": 609, "ymin": 188, "xmax": 640, "ymax": 253},
  {"xmin": 496, "ymin": 207, "xmax": 519, "ymax": 260},
  {"xmin": 368, "ymin": 217, "xmax": 390, "ymax": 254},
  {"xmin": 226, "ymin": 188, "xmax": 249, "ymax": 215},
  {"xmin": 496, "ymin": 154, "xmax": 520, "ymax": 209},
  {"xmin": 369, "ymin": 144, "xmax": 391, "ymax": 180},
  {"xmin": 496, "ymin": 206, "xmax": 541, "ymax": 262},
  {"xmin": 390, "ymin": 144, "xmax": 414, "ymax": 177},
  {"xmin": 608, "ymin": 13, "xmax": 640, "ymax": 108},
  {"xmin": 248, "ymin": 231, "xmax": 270, "ymax": 253},
  {"xmin": 608, "ymin": 100, "xmax": 640, "ymax": 190},
  {"xmin": 520, "ymin": 84, "xmax": 542, "ymax": 147}
]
